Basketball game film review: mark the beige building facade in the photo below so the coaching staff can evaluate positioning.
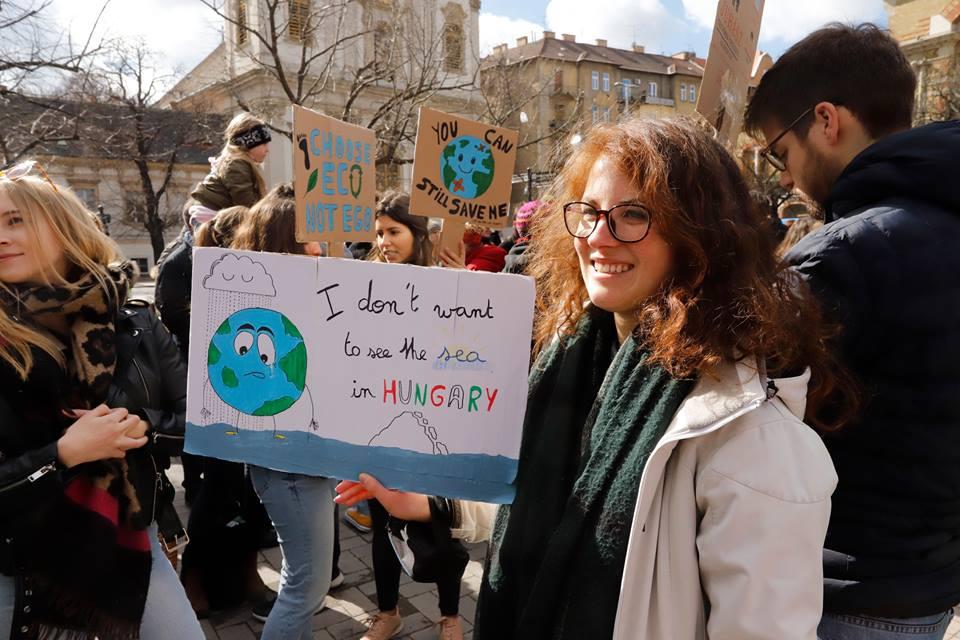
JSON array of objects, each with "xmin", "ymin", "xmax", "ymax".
[
  {"xmin": 480, "ymin": 33, "xmax": 705, "ymax": 174},
  {"xmin": 158, "ymin": 0, "xmax": 483, "ymax": 190},
  {"xmin": 886, "ymin": 0, "xmax": 960, "ymax": 122}
]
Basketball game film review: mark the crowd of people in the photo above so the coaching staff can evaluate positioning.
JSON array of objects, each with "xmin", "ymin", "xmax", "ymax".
[{"xmin": 0, "ymin": 20, "xmax": 958, "ymax": 640}]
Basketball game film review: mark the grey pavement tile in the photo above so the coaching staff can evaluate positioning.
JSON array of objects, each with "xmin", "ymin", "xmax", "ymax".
[
  {"xmin": 338, "ymin": 550, "xmax": 368, "ymax": 574},
  {"xmin": 326, "ymin": 586, "xmax": 379, "ymax": 615},
  {"xmin": 357, "ymin": 579, "xmax": 378, "ymax": 597},
  {"xmin": 406, "ymin": 592, "xmax": 443, "ymax": 622},
  {"xmin": 214, "ymin": 623, "xmax": 258, "ymax": 640},
  {"xmin": 340, "ymin": 533, "xmax": 370, "ymax": 552},
  {"xmin": 261, "ymin": 546, "xmax": 283, "ymax": 570},
  {"xmin": 200, "ymin": 619, "xmax": 218, "ymax": 640},
  {"xmin": 210, "ymin": 606, "xmax": 254, "ymax": 629},
  {"xmin": 311, "ymin": 630, "xmax": 336, "ymax": 640},
  {"xmin": 398, "ymin": 579, "xmax": 436, "ymax": 599},
  {"xmin": 457, "ymin": 596, "xmax": 477, "ymax": 626},
  {"xmin": 313, "ymin": 607, "xmax": 356, "ymax": 630},
  {"xmin": 398, "ymin": 611, "xmax": 436, "ymax": 637},
  {"xmin": 327, "ymin": 615, "xmax": 371, "ymax": 640}
]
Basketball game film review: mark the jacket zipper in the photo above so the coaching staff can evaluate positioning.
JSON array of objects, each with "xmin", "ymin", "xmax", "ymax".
[
  {"xmin": 0, "ymin": 463, "xmax": 57, "ymax": 495},
  {"xmin": 133, "ymin": 357, "xmax": 151, "ymax": 406},
  {"xmin": 150, "ymin": 453, "xmax": 160, "ymax": 524}
]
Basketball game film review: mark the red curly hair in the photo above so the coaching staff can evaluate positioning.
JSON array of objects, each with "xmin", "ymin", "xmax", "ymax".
[{"xmin": 527, "ymin": 117, "xmax": 855, "ymax": 430}]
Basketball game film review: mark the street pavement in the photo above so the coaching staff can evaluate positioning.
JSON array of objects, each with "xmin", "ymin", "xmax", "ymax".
[{"xmin": 167, "ymin": 462, "xmax": 483, "ymax": 640}]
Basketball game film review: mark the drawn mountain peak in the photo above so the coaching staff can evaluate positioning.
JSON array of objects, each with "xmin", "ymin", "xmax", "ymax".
[{"xmin": 368, "ymin": 410, "xmax": 449, "ymax": 455}]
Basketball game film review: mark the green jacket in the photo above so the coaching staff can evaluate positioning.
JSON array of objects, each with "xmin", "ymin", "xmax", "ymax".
[{"xmin": 190, "ymin": 156, "xmax": 262, "ymax": 210}]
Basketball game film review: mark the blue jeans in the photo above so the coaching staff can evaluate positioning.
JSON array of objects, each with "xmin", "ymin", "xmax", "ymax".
[
  {"xmin": 818, "ymin": 610, "xmax": 954, "ymax": 640},
  {"xmin": 250, "ymin": 466, "xmax": 336, "ymax": 640},
  {"xmin": 0, "ymin": 524, "xmax": 203, "ymax": 639}
]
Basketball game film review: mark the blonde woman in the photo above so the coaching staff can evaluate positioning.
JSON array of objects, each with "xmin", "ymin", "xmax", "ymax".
[
  {"xmin": 0, "ymin": 162, "xmax": 203, "ymax": 640},
  {"xmin": 189, "ymin": 112, "xmax": 271, "ymax": 227}
]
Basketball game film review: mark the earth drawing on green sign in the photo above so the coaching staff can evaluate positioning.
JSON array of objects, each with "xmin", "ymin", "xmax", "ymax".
[
  {"xmin": 440, "ymin": 135, "xmax": 494, "ymax": 199},
  {"xmin": 207, "ymin": 308, "xmax": 307, "ymax": 416}
]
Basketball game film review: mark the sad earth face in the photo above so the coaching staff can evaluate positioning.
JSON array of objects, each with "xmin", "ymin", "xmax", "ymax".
[{"xmin": 207, "ymin": 307, "xmax": 307, "ymax": 416}]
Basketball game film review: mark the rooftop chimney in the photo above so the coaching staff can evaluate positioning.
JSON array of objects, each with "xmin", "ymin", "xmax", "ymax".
[
  {"xmin": 632, "ymin": 43, "xmax": 645, "ymax": 53},
  {"xmin": 672, "ymin": 51, "xmax": 695, "ymax": 61},
  {"xmin": 562, "ymin": 33, "xmax": 576, "ymax": 42},
  {"xmin": 543, "ymin": 30, "xmax": 555, "ymax": 39},
  {"xmin": 493, "ymin": 44, "xmax": 508, "ymax": 55},
  {"xmin": 516, "ymin": 36, "xmax": 528, "ymax": 47},
  {"xmin": 595, "ymin": 38, "xmax": 608, "ymax": 47}
]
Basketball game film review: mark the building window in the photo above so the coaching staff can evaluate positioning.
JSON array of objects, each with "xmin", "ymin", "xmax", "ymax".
[
  {"xmin": 125, "ymin": 191, "xmax": 145, "ymax": 223},
  {"xmin": 648, "ymin": 81, "xmax": 658, "ymax": 98},
  {"xmin": 621, "ymin": 78, "xmax": 632, "ymax": 101},
  {"xmin": 443, "ymin": 22, "xmax": 464, "ymax": 72},
  {"xmin": 373, "ymin": 22, "xmax": 393, "ymax": 67},
  {"xmin": 689, "ymin": 84, "xmax": 697, "ymax": 103},
  {"xmin": 603, "ymin": 107, "xmax": 610, "ymax": 122},
  {"xmin": 591, "ymin": 71, "xmax": 599, "ymax": 90},
  {"xmin": 73, "ymin": 186, "xmax": 98, "ymax": 211},
  {"xmin": 553, "ymin": 69, "xmax": 563, "ymax": 92},
  {"xmin": 132, "ymin": 257, "xmax": 149, "ymax": 275},
  {"xmin": 602, "ymin": 73, "xmax": 610, "ymax": 92},
  {"xmin": 288, "ymin": 0, "xmax": 310, "ymax": 41},
  {"xmin": 680, "ymin": 83, "xmax": 687, "ymax": 102},
  {"xmin": 237, "ymin": 0, "xmax": 248, "ymax": 45},
  {"xmin": 592, "ymin": 105, "xmax": 599, "ymax": 123}
]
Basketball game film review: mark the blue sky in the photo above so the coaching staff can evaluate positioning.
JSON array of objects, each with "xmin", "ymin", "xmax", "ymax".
[{"xmin": 52, "ymin": 0, "xmax": 890, "ymax": 80}]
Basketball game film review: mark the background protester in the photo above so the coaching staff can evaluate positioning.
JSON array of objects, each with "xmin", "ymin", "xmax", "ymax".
[
  {"xmin": 229, "ymin": 183, "xmax": 333, "ymax": 640},
  {"xmin": 745, "ymin": 23, "xmax": 960, "ymax": 640},
  {"xmin": 190, "ymin": 112, "xmax": 271, "ymax": 217},
  {"xmin": 438, "ymin": 223, "xmax": 506, "ymax": 272},
  {"xmin": 0, "ymin": 165, "xmax": 203, "ymax": 639},
  {"xmin": 503, "ymin": 200, "xmax": 539, "ymax": 275},
  {"xmin": 364, "ymin": 190, "xmax": 468, "ymax": 640},
  {"xmin": 337, "ymin": 116, "xmax": 856, "ymax": 640}
]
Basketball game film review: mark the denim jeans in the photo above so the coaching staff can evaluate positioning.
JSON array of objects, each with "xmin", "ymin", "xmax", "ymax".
[
  {"xmin": 0, "ymin": 524, "xmax": 203, "ymax": 639},
  {"xmin": 250, "ymin": 466, "xmax": 336, "ymax": 640},
  {"xmin": 818, "ymin": 609, "xmax": 954, "ymax": 640}
]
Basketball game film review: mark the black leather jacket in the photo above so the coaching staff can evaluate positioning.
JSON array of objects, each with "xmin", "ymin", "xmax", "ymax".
[{"xmin": 0, "ymin": 301, "xmax": 187, "ymax": 570}]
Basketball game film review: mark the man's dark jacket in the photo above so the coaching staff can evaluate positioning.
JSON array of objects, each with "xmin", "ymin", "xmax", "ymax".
[{"xmin": 784, "ymin": 120, "xmax": 960, "ymax": 617}]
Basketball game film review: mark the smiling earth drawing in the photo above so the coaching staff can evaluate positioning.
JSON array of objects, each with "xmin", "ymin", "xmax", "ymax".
[
  {"xmin": 207, "ymin": 308, "xmax": 307, "ymax": 416},
  {"xmin": 440, "ymin": 135, "xmax": 494, "ymax": 199}
]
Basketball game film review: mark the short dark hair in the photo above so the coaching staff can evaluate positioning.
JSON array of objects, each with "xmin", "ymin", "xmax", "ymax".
[{"xmin": 745, "ymin": 24, "xmax": 915, "ymax": 139}]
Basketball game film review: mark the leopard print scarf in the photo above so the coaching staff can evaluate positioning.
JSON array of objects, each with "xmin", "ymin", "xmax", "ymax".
[{"xmin": 2, "ymin": 262, "xmax": 153, "ymax": 639}]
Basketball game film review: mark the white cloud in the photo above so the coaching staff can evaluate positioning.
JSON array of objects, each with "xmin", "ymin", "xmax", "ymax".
[
  {"xmin": 52, "ymin": 0, "xmax": 222, "ymax": 79},
  {"xmin": 479, "ymin": 12, "xmax": 544, "ymax": 56},
  {"xmin": 203, "ymin": 253, "xmax": 277, "ymax": 296},
  {"xmin": 682, "ymin": 0, "xmax": 886, "ymax": 49},
  {"xmin": 543, "ymin": 0, "xmax": 689, "ymax": 53}
]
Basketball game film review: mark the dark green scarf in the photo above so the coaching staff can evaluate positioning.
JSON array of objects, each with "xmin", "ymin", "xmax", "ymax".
[{"xmin": 475, "ymin": 308, "xmax": 694, "ymax": 640}]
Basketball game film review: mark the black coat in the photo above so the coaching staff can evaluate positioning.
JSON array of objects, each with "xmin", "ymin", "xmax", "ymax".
[
  {"xmin": 0, "ymin": 302, "xmax": 187, "ymax": 569},
  {"xmin": 784, "ymin": 120, "xmax": 960, "ymax": 617},
  {"xmin": 154, "ymin": 230, "xmax": 193, "ymax": 360}
]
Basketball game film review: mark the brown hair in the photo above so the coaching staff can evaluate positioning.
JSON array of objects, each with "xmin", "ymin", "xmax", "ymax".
[
  {"xmin": 195, "ymin": 205, "xmax": 249, "ymax": 248},
  {"xmin": 230, "ymin": 183, "xmax": 305, "ymax": 255},
  {"xmin": 745, "ymin": 23, "xmax": 915, "ymax": 139},
  {"xmin": 367, "ymin": 190, "xmax": 434, "ymax": 267},
  {"xmin": 777, "ymin": 216, "xmax": 824, "ymax": 258},
  {"xmin": 528, "ymin": 117, "xmax": 855, "ymax": 430}
]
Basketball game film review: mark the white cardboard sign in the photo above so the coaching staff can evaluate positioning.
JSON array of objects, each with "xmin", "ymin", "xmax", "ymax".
[{"xmin": 185, "ymin": 248, "xmax": 535, "ymax": 502}]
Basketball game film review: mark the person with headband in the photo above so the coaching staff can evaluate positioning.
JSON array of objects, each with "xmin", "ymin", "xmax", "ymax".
[{"xmin": 189, "ymin": 113, "xmax": 272, "ymax": 226}]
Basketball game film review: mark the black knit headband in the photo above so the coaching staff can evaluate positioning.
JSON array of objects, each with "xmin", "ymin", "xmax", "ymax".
[{"xmin": 231, "ymin": 124, "xmax": 272, "ymax": 150}]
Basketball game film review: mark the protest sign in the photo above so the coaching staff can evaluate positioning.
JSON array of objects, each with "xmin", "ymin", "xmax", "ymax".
[
  {"xmin": 185, "ymin": 247, "xmax": 535, "ymax": 502},
  {"xmin": 293, "ymin": 104, "xmax": 377, "ymax": 243},
  {"xmin": 409, "ymin": 107, "xmax": 518, "ymax": 252},
  {"xmin": 696, "ymin": 0, "xmax": 765, "ymax": 144}
]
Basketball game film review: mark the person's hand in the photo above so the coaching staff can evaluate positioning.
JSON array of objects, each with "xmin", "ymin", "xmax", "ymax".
[
  {"xmin": 57, "ymin": 405, "xmax": 148, "ymax": 468},
  {"xmin": 335, "ymin": 473, "xmax": 432, "ymax": 522},
  {"xmin": 438, "ymin": 241, "xmax": 467, "ymax": 270}
]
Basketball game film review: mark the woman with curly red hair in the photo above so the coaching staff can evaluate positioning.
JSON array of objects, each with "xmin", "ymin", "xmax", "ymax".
[{"xmin": 337, "ymin": 117, "xmax": 855, "ymax": 640}]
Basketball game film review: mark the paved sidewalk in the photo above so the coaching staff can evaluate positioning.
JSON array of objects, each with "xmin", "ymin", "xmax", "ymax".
[
  {"xmin": 168, "ymin": 462, "xmax": 960, "ymax": 640},
  {"xmin": 168, "ymin": 463, "xmax": 482, "ymax": 640}
]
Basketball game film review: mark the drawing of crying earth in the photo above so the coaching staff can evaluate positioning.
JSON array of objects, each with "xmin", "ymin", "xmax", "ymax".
[{"xmin": 204, "ymin": 307, "xmax": 317, "ymax": 438}]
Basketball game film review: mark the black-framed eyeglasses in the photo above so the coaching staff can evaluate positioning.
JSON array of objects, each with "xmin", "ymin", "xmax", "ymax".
[
  {"xmin": 759, "ymin": 106, "xmax": 816, "ymax": 172},
  {"xmin": 563, "ymin": 201, "xmax": 652, "ymax": 243}
]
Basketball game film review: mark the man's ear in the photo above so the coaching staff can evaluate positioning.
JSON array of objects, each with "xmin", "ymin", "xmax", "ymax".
[{"xmin": 813, "ymin": 101, "xmax": 843, "ymax": 146}]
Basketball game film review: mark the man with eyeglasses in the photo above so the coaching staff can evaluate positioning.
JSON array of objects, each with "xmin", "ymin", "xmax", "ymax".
[{"xmin": 745, "ymin": 23, "xmax": 960, "ymax": 640}]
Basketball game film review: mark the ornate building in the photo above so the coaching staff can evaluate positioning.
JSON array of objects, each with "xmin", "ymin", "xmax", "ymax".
[
  {"xmin": 886, "ymin": 0, "xmax": 960, "ymax": 122},
  {"xmin": 157, "ymin": 0, "xmax": 482, "ymax": 189},
  {"xmin": 480, "ymin": 33, "xmax": 705, "ymax": 175}
]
